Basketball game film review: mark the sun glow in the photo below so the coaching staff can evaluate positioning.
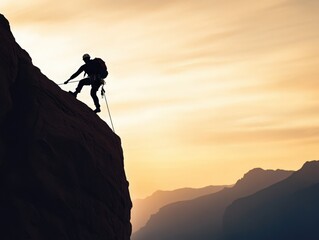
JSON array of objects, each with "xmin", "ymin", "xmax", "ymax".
[{"xmin": 2, "ymin": 0, "xmax": 319, "ymax": 198}]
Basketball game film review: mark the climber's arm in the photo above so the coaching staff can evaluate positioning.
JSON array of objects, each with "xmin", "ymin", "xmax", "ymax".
[{"xmin": 65, "ymin": 66, "xmax": 85, "ymax": 84}]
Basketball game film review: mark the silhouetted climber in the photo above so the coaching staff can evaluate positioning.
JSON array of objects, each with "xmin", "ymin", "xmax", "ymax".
[{"xmin": 65, "ymin": 54, "xmax": 108, "ymax": 113}]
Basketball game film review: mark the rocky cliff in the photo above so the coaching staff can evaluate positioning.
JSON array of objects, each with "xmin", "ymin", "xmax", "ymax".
[{"xmin": 0, "ymin": 14, "xmax": 131, "ymax": 240}]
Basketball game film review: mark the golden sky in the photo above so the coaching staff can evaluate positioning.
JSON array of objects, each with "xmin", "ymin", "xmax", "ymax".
[{"xmin": 2, "ymin": 0, "xmax": 319, "ymax": 198}]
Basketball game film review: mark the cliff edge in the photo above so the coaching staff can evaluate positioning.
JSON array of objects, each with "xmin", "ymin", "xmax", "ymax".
[{"xmin": 0, "ymin": 14, "xmax": 131, "ymax": 240}]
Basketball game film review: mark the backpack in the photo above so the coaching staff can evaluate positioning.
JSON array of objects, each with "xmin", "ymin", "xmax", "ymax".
[{"xmin": 93, "ymin": 58, "xmax": 108, "ymax": 79}]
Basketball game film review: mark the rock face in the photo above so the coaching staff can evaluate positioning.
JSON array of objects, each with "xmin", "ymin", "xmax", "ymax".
[
  {"xmin": 223, "ymin": 161, "xmax": 319, "ymax": 240},
  {"xmin": 0, "ymin": 14, "xmax": 131, "ymax": 240}
]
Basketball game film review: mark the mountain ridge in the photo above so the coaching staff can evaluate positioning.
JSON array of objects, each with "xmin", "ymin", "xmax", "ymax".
[
  {"xmin": 223, "ymin": 160, "xmax": 319, "ymax": 240},
  {"xmin": 132, "ymin": 167, "xmax": 292, "ymax": 240},
  {"xmin": 132, "ymin": 185, "xmax": 229, "ymax": 232}
]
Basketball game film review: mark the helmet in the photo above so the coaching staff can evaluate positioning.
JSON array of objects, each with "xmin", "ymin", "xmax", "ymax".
[{"xmin": 82, "ymin": 53, "xmax": 90, "ymax": 60}]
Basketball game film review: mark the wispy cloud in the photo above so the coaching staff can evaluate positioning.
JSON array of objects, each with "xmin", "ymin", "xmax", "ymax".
[{"xmin": 2, "ymin": 0, "xmax": 319, "ymax": 198}]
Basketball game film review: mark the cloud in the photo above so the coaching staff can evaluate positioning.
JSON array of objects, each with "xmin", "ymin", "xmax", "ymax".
[
  {"xmin": 3, "ymin": 0, "xmax": 181, "ymax": 25},
  {"xmin": 3, "ymin": 0, "xmax": 319, "ymax": 198}
]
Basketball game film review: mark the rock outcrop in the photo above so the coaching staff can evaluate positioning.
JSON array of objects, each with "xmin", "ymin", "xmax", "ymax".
[{"xmin": 0, "ymin": 14, "xmax": 131, "ymax": 239}]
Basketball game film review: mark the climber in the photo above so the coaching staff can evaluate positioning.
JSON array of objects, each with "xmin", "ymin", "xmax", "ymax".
[{"xmin": 64, "ymin": 53, "xmax": 108, "ymax": 113}]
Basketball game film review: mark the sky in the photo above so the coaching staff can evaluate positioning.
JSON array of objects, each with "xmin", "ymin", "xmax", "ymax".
[{"xmin": 2, "ymin": 0, "xmax": 319, "ymax": 199}]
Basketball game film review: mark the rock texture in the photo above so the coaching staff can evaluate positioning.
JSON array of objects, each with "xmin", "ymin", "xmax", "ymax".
[{"xmin": 0, "ymin": 14, "xmax": 131, "ymax": 240}]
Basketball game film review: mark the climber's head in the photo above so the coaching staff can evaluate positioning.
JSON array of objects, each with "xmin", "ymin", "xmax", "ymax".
[{"xmin": 82, "ymin": 53, "xmax": 91, "ymax": 63}]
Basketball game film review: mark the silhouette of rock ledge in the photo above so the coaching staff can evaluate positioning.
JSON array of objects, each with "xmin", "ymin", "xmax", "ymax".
[{"xmin": 0, "ymin": 14, "xmax": 131, "ymax": 239}]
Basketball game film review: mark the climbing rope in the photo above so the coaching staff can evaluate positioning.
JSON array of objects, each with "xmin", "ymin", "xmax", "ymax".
[
  {"xmin": 101, "ymin": 87, "xmax": 115, "ymax": 132},
  {"xmin": 58, "ymin": 80, "xmax": 115, "ymax": 132},
  {"xmin": 57, "ymin": 80, "xmax": 81, "ymax": 85}
]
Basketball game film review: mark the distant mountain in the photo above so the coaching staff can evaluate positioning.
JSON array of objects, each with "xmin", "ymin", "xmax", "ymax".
[
  {"xmin": 132, "ymin": 185, "xmax": 228, "ymax": 232},
  {"xmin": 223, "ymin": 160, "xmax": 319, "ymax": 240},
  {"xmin": 132, "ymin": 168, "xmax": 292, "ymax": 240}
]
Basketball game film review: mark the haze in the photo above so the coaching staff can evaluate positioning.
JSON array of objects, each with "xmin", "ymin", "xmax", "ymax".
[{"xmin": 2, "ymin": 0, "xmax": 319, "ymax": 198}]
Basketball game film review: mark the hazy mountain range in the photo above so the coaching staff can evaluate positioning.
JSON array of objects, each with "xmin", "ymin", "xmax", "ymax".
[
  {"xmin": 132, "ymin": 185, "xmax": 229, "ymax": 232},
  {"xmin": 132, "ymin": 162, "xmax": 319, "ymax": 240},
  {"xmin": 223, "ymin": 161, "xmax": 319, "ymax": 240}
]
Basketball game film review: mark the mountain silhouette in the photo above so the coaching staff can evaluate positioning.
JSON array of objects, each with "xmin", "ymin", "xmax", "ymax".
[
  {"xmin": 0, "ymin": 14, "xmax": 131, "ymax": 240},
  {"xmin": 132, "ymin": 168, "xmax": 292, "ymax": 240},
  {"xmin": 132, "ymin": 185, "xmax": 229, "ymax": 232},
  {"xmin": 223, "ymin": 160, "xmax": 319, "ymax": 240}
]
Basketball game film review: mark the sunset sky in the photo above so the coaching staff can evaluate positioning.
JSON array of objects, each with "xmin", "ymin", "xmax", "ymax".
[{"xmin": 2, "ymin": 0, "xmax": 319, "ymax": 199}]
